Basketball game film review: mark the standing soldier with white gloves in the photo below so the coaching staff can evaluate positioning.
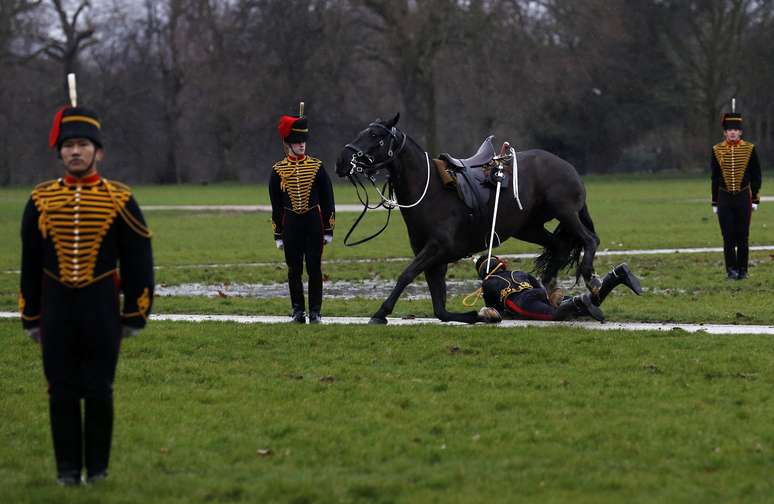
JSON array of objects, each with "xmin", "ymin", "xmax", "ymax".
[
  {"xmin": 20, "ymin": 97, "xmax": 154, "ymax": 485},
  {"xmin": 711, "ymin": 107, "xmax": 763, "ymax": 280},
  {"xmin": 269, "ymin": 106, "xmax": 335, "ymax": 324}
]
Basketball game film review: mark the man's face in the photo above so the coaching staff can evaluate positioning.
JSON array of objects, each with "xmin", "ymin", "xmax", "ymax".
[
  {"xmin": 724, "ymin": 129, "xmax": 742, "ymax": 142},
  {"xmin": 60, "ymin": 138, "xmax": 102, "ymax": 176},
  {"xmin": 289, "ymin": 142, "xmax": 306, "ymax": 156}
]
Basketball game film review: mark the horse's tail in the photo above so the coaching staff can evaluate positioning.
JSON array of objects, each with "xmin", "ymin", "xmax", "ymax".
[
  {"xmin": 579, "ymin": 204, "xmax": 597, "ymax": 236},
  {"xmin": 534, "ymin": 204, "xmax": 598, "ymax": 284}
]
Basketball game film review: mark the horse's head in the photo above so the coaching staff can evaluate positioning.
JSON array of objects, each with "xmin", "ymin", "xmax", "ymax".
[{"xmin": 335, "ymin": 113, "xmax": 405, "ymax": 178}]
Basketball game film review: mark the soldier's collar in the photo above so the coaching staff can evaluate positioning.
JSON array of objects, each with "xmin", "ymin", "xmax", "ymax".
[
  {"xmin": 724, "ymin": 139, "xmax": 742, "ymax": 147},
  {"xmin": 287, "ymin": 154, "xmax": 307, "ymax": 162},
  {"xmin": 63, "ymin": 172, "xmax": 101, "ymax": 186}
]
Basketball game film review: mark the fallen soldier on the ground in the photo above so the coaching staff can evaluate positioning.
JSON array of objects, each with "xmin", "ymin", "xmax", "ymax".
[{"xmin": 473, "ymin": 256, "xmax": 642, "ymax": 323}]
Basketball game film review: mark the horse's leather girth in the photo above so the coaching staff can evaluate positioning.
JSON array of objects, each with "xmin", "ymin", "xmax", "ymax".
[{"xmin": 433, "ymin": 159, "xmax": 456, "ymax": 189}]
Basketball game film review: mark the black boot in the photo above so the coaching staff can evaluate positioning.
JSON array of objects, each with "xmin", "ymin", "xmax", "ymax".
[
  {"xmin": 593, "ymin": 263, "xmax": 643, "ymax": 305},
  {"xmin": 726, "ymin": 268, "xmax": 739, "ymax": 280},
  {"xmin": 84, "ymin": 398, "xmax": 113, "ymax": 483},
  {"xmin": 291, "ymin": 310, "xmax": 306, "ymax": 324},
  {"xmin": 554, "ymin": 293, "xmax": 604, "ymax": 322},
  {"xmin": 736, "ymin": 269, "xmax": 748, "ymax": 280},
  {"xmin": 50, "ymin": 399, "xmax": 83, "ymax": 485},
  {"xmin": 308, "ymin": 312, "xmax": 322, "ymax": 324}
]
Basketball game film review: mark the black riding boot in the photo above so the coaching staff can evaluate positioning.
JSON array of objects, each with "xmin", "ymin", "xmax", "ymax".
[
  {"xmin": 593, "ymin": 263, "xmax": 643, "ymax": 305},
  {"xmin": 50, "ymin": 399, "xmax": 83, "ymax": 484},
  {"xmin": 554, "ymin": 293, "xmax": 604, "ymax": 322},
  {"xmin": 291, "ymin": 308, "xmax": 306, "ymax": 323},
  {"xmin": 84, "ymin": 398, "xmax": 114, "ymax": 482}
]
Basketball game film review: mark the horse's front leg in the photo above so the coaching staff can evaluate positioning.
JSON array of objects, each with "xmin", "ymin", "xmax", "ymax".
[
  {"xmin": 424, "ymin": 263, "xmax": 479, "ymax": 324},
  {"xmin": 369, "ymin": 244, "xmax": 439, "ymax": 324}
]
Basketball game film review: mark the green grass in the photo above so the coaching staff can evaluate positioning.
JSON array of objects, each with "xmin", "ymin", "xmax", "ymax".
[
  {"xmin": 2, "ymin": 176, "xmax": 774, "ymax": 502},
  {"xmin": 2, "ymin": 320, "xmax": 774, "ymax": 503}
]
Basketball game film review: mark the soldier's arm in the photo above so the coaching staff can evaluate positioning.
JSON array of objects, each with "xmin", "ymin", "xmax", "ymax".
[
  {"xmin": 481, "ymin": 277, "xmax": 500, "ymax": 309},
  {"xmin": 118, "ymin": 196, "xmax": 154, "ymax": 329},
  {"xmin": 749, "ymin": 147, "xmax": 762, "ymax": 204},
  {"xmin": 268, "ymin": 169, "xmax": 284, "ymax": 240},
  {"xmin": 19, "ymin": 198, "xmax": 43, "ymax": 329},
  {"xmin": 318, "ymin": 163, "xmax": 335, "ymax": 235},
  {"xmin": 710, "ymin": 150, "xmax": 721, "ymax": 207}
]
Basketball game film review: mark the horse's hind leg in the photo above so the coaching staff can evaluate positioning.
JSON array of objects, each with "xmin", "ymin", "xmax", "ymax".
[{"xmin": 425, "ymin": 263, "xmax": 479, "ymax": 324}]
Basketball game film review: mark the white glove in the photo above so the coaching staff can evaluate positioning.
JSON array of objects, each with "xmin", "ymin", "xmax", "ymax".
[
  {"xmin": 122, "ymin": 325, "xmax": 141, "ymax": 339},
  {"xmin": 275, "ymin": 239, "xmax": 284, "ymax": 250},
  {"xmin": 25, "ymin": 327, "xmax": 41, "ymax": 343},
  {"xmin": 712, "ymin": 206, "xmax": 718, "ymax": 214},
  {"xmin": 323, "ymin": 234, "xmax": 333, "ymax": 245},
  {"xmin": 752, "ymin": 203, "xmax": 758, "ymax": 211}
]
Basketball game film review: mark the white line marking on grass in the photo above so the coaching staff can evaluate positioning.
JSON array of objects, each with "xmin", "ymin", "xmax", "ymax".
[
  {"xmin": 1, "ymin": 311, "xmax": 772, "ymax": 335},
  {"xmin": 3, "ymin": 245, "xmax": 774, "ymax": 274},
  {"xmin": 146, "ymin": 198, "xmax": 774, "ymax": 211},
  {"xmin": 107, "ymin": 244, "xmax": 774, "ymax": 270},
  {"xmin": 143, "ymin": 204, "xmax": 378, "ymax": 212}
]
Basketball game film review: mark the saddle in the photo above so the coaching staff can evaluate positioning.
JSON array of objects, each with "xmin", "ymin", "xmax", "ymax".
[
  {"xmin": 435, "ymin": 136, "xmax": 510, "ymax": 220},
  {"xmin": 440, "ymin": 135, "xmax": 497, "ymax": 169}
]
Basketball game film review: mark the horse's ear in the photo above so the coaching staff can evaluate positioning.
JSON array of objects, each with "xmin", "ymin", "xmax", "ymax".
[{"xmin": 386, "ymin": 112, "xmax": 400, "ymax": 127}]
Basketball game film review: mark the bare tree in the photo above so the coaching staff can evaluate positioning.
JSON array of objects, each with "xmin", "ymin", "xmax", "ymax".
[
  {"xmin": 660, "ymin": 0, "xmax": 759, "ymax": 150},
  {"xmin": 0, "ymin": 0, "xmax": 43, "ymax": 64},
  {"xmin": 354, "ymin": 0, "xmax": 460, "ymax": 154},
  {"xmin": 41, "ymin": 0, "xmax": 97, "ymax": 78}
]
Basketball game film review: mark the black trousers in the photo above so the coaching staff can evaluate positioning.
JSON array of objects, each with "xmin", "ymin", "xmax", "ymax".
[
  {"xmin": 40, "ymin": 275, "xmax": 121, "ymax": 478},
  {"xmin": 282, "ymin": 207, "xmax": 324, "ymax": 313},
  {"xmin": 503, "ymin": 289, "xmax": 556, "ymax": 320},
  {"xmin": 717, "ymin": 189, "xmax": 752, "ymax": 273}
]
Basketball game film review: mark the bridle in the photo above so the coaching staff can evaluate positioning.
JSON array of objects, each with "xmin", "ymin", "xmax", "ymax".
[
  {"xmin": 341, "ymin": 122, "xmax": 431, "ymax": 246},
  {"xmin": 344, "ymin": 122, "xmax": 407, "ymax": 175}
]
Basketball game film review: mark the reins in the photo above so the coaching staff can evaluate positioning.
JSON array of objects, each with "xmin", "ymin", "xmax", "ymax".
[{"xmin": 342, "ymin": 173, "xmax": 394, "ymax": 247}]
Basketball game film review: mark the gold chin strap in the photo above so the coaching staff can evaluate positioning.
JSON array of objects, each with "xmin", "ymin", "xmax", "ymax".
[{"xmin": 462, "ymin": 262, "xmax": 505, "ymax": 307}]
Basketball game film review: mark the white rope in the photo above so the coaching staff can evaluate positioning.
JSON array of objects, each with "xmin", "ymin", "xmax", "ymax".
[
  {"xmin": 375, "ymin": 151, "xmax": 431, "ymax": 209},
  {"xmin": 511, "ymin": 147, "xmax": 523, "ymax": 210}
]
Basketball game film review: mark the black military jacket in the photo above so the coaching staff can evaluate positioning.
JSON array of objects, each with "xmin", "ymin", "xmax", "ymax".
[
  {"xmin": 269, "ymin": 154, "xmax": 335, "ymax": 239},
  {"xmin": 711, "ymin": 140, "xmax": 762, "ymax": 205},
  {"xmin": 19, "ymin": 174, "xmax": 154, "ymax": 329},
  {"xmin": 481, "ymin": 270, "xmax": 543, "ymax": 310}
]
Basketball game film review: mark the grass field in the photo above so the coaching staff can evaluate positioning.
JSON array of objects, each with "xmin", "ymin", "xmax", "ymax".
[{"xmin": 1, "ymin": 175, "xmax": 774, "ymax": 502}]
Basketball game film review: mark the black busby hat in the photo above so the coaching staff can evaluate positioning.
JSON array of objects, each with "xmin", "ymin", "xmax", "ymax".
[
  {"xmin": 278, "ymin": 115, "xmax": 309, "ymax": 143},
  {"xmin": 49, "ymin": 106, "xmax": 103, "ymax": 150},
  {"xmin": 475, "ymin": 255, "xmax": 506, "ymax": 279},
  {"xmin": 721, "ymin": 112, "xmax": 743, "ymax": 131}
]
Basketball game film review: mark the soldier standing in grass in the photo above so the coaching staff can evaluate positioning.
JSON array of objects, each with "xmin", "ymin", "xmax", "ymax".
[
  {"xmin": 711, "ymin": 106, "xmax": 763, "ymax": 280},
  {"xmin": 20, "ymin": 99, "xmax": 154, "ymax": 485},
  {"xmin": 269, "ymin": 105, "xmax": 335, "ymax": 324}
]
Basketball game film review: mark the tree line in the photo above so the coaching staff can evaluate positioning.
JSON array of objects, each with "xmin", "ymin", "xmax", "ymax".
[{"xmin": 1, "ymin": 0, "xmax": 772, "ymax": 185}]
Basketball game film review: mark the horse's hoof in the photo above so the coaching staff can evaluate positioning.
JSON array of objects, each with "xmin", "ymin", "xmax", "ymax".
[{"xmin": 368, "ymin": 317, "xmax": 388, "ymax": 325}]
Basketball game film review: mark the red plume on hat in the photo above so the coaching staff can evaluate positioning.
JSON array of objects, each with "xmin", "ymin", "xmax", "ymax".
[
  {"xmin": 48, "ymin": 106, "xmax": 68, "ymax": 149},
  {"xmin": 277, "ymin": 115, "xmax": 297, "ymax": 141}
]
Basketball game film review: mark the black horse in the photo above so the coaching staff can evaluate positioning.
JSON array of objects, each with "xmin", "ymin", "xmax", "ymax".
[{"xmin": 335, "ymin": 113, "xmax": 600, "ymax": 324}]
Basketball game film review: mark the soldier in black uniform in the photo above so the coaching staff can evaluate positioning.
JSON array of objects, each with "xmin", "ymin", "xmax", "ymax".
[
  {"xmin": 20, "ymin": 105, "xmax": 154, "ymax": 485},
  {"xmin": 475, "ymin": 256, "xmax": 642, "ymax": 323},
  {"xmin": 269, "ymin": 111, "xmax": 335, "ymax": 324},
  {"xmin": 711, "ymin": 111, "xmax": 763, "ymax": 280}
]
